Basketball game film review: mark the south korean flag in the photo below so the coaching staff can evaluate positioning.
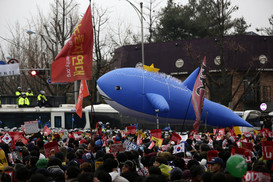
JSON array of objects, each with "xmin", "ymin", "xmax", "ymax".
[
  {"xmin": 2, "ymin": 133, "xmax": 12, "ymax": 144},
  {"xmin": 173, "ymin": 143, "xmax": 185, "ymax": 154}
]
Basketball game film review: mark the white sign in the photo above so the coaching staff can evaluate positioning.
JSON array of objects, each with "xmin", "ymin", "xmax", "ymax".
[
  {"xmin": 260, "ymin": 103, "xmax": 267, "ymax": 111},
  {"xmin": 24, "ymin": 121, "xmax": 39, "ymax": 134},
  {"xmin": 0, "ymin": 63, "xmax": 20, "ymax": 77}
]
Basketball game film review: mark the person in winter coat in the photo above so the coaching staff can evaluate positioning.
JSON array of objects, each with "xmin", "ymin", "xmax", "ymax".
[
  {"xmin": 153, "ymin": 157, "xmax": 172, "ymax": 178},
  {"xmin": 47, "ymin": 157, "xmax": 65, "ymax": 182},
  {"xmin": 103, "ymin": 158, "xmax": 129, "ymax": 182},
  {"xmin": 121, "ymin": 160, "xmax": 140, "ymax": 182}
]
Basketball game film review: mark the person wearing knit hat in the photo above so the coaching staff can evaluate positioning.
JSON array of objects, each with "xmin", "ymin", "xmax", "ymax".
[
  {"xmin": 36, "ymin": 158, "xmax": 48, "ymax": 169},
  {"xmin": 82, "ymin": 153, "xmax": 94, "ymax": 163},
  {"xmin": 170, "ymin": 167, "xmax": 183, "ymax": 181}
]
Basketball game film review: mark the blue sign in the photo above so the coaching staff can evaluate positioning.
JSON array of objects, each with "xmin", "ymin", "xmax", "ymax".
[
  {"xmin": 48, "ymin": 77, "xmax": 67, "ymax": 84},
  {"xmin": 47, "ymin": 78, "xmax": 52, "ymax": 84}
]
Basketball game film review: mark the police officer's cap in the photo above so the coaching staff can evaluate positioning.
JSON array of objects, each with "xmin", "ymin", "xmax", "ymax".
[
  {"xmin": 27, "ymin": 88, "xmax": 31, "ymax": 91},
  {"xmin": 22, "ymin": 92, "xmax": 26, "ymax": 95},
  {"xmin": 40, "ymin": 90, "xmax": 45, "ymax": 94}
]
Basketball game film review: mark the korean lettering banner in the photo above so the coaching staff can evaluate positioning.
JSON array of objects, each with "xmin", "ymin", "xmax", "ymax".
[
  {"xmin": 51, "ymin": 5, "xmax": 93, "ymax": 83},
  {"xmin": 0, "ymin": 63, "xmax": 20, "ymax": 77},
  {"xmin": 262, "ymin": 141, "xmax": 273, "ymax": 160},
  {"xmin": 124, "ymin": 140, "xmax": 139, "ymax": 151}
]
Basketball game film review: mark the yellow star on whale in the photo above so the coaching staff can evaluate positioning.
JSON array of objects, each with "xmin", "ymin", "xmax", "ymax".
[{"xmin": 143, "ymin": 64, "xmax": 160, "ymax": 72}]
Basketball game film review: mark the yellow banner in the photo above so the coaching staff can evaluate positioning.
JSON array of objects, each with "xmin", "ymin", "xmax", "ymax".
[
  {"xmin": 95, "ymin": 161, "xmax": 103, "ymax": 171},
  {"xmin": 233, "ymin": 126, "xmax": 242, "ymax": 136},
  {"xmin": 151, "ymin": 136, "xmax": 163, "ymax": 147}
]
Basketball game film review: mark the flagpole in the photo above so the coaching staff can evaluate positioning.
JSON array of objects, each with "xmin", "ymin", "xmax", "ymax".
[
  {"xmin": 181, "ymin": 95, "xmax": 192, "ymax": 131},
  {"xmin": 89, "ymin": 0, "xmax": 94, "ymax": 131},
  {"xmin": 204, "ymin": 111, "xmax": 208, "ymax": 133}
]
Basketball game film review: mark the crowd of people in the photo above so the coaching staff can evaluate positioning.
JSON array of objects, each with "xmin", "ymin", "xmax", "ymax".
[
  {"xmin": 0, "ymin": 121, "xmax": 272, "ymax": 182},
  {"xmin": 15, "ymin": 87, "xmax": 48, "ymax": 107}
]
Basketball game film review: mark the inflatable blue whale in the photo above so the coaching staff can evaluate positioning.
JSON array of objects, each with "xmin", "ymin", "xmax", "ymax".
[{"xmin": 97, "ymin": 67, "xmax": 253, "ymax": 128}]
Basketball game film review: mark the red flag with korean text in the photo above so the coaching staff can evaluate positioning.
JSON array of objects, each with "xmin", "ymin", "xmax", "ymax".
[
  {"xmin": 170, "ymin": 132, "xmax": 181, "ymax": 144},
  {"xmin": 76, "ymin": 80, "xmax": 90, "ymax": 118},
  {"xmin": 150, "ymin": 129, "xmax": 162, "ymax": 139},
  {"xmin": 126, "ymin": 126, "xmax": 136, "ymax": 135},
  {"xmin": 262, "ymin": 141, "xmax": 273, "ymax": 160},
  {"xmin": 192, "ymin": 56, "xmax": 207, "ymax": 132},
  {"xmin": 51, "ymin": 5, "xmax": 93, "ymax": 83}
]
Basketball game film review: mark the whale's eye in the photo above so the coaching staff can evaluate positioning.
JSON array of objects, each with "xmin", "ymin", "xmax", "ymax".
[{"xmin": 115, "ymin": 86, "xmax": 122, "ymax": 90}]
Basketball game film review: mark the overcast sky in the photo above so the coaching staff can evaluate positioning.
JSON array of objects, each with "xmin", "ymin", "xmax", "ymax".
[{"xmin": 0, "ymin": 0, "xmax": 272, "ymax": 53}]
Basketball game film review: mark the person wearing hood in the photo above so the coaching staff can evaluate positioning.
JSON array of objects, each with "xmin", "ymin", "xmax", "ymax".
[
  {"xmin": 47, "ymin": 157, "xmax": 65, "ymax": 182},
  {"xmin": 153, "ymin": 156, "xmax": 172, "ymax": 178},
  {"xmin": 121, "ymin": 160, "xmax": 139, "ymax": 182},
  {"xmin": 103, "ymin": 158, "xmax": 129, "ymax": 182},
  {"xmin": 65, "ymin": 166, "xmax": 81, "ymax": 182}
]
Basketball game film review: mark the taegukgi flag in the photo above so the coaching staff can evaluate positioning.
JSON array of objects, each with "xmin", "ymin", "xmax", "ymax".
[
  {"xmin": 173, "ymin": 143, "xmax": 185, "ymax": 154},
  {"xmin": 51, "ymin": 5, "xmax": 93, "ymax": 83},
  {"xmin": 192, "ymin": 56, "xmax": 207, "ymax": 132}
]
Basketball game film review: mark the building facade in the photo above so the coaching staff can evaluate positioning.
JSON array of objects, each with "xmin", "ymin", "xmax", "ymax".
[{"xmin": 111, "ymin": 35, "xmax": 273, "ymax": 112}]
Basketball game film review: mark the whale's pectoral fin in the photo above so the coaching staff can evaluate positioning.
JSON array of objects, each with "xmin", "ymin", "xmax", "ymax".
[{"xmin": 146, "ymin": 93, "xmax": 170, "ymax": 113}]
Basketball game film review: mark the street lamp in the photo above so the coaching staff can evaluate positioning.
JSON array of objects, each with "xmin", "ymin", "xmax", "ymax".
[
  {"xmin": 155, "ymin": 109, "xmax": 159, "ymax": 129},
  {"xmin": 124, "ymin": 0, "xmax": 145, "ymax": 66}
]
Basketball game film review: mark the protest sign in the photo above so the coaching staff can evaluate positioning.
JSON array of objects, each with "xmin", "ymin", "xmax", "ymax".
[
  {"xmin": 150, "ymin": 129, "xmax": 161, "ymax": 138},
  {"xmin": 241, "ymin": 142, "xmax": 253, "ymax": 151},
  {"xmin": 170, "ymin": 132, "xmax": 181, "ymax": 144},
  {"xmin": 207, "ymin": 150, "xmax": 219, "ymax": 162},
  {"xmin": 262, "ymin": 141, "xmax": 273, "ymax": 160},
  {"xmin": 245, "ymin": 171, "xmax": 271, "ymax": 182},
  {"xmin": 231, "ymin": 147, "xmax": 251, "ymax": 163},
  {"xmin": 123, "ymin": 140, "xmax": 139, "ymax": 151},
  {"xmin": 126, "ymin": 126, "xmax": 136, "ymax": 135},
  {"xmin": 43, "ymin": 125, "xmax": 52, "ymax": 136},
  {"xmin": 151, "ymin": 136, "xmax": 163, "ymax": 147},
  {"xmin": 181, "ymin": 135, "xmax": 188, "ymax": 141},
  {"xmin": 111, "ymin": 143, "xmax": 126, "ymax": 154},
  {"xmin": 148, "ymin": 141, "xmax": 155, "ymax": 149},
  {"xmin": 95, "ymin": 161, "xmax": 103, "ymax": 171},
  {"xmin": 72, "ymin": 132, "xmax": 82, "ymax": 140},
  {"xmin": 24, "ymin": 121, "xmax": 39, "ymax": 134},
  {"xmin": 44, "ymin": 141, "xmax": 59, "ymax": 158},
  {"xmin": 193, "ymin": 134, "xmax": 201, "ymax": 141}
]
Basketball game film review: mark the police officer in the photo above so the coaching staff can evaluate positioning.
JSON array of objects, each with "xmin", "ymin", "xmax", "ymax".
[
  {"xmin": 18, "ymin": 92, "xmax": 30, "ymax": 108},
  {"xmin": 15, "ymin": 87, "xmax": 22, "ymax": 97},
  {"xmin": 26, "ymin": 88, "xmax": 34, "ymax": 105},
  {"xmin": 37, "ymin": 90, "xmax": 47, "ymax": 107},
  {"xmin": 15, "ymin": 87, "xmax": 22, "ymax": 105},
  {"xmin": 26, "ymin": 88, "xmax": 34, "ymax": 96}
]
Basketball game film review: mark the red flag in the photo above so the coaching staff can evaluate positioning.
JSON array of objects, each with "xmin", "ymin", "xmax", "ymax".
[
  {"xmin": 137, "ymin": 135, "xmax": 142, "ymax": 145},
  {"xmin": 262, "ymin": 141, "xmax": 273, "ymax": 160},
  {"xmin": 192, "ymin": 56, "xmax": 207, "ymax": 131},
  {"xmin": 150, "ymin": 129, "xmax": 162, "ymax": 139},
  {"xmin": 170, "ymin": 132, "xmax": 181, "ymax": 144},
  {"xmin": 51, "ymin": 5, "xmax": 93, "ymax": 83},
  {"xmin": 76, "ymin": 80, "xmax": 90, "ymax": 118},
  {"xmin": 207, "ymin": 150, "xmax": 219, "ymax": 162},
  {"xmin": 126, "ymin": 126, "xmax": 136, "ymax": 135},
  {"xmin": 148, "ymin": 141, "xmax": 155, "ymax": 149},
  {"xmin": 43, "ymin": 125, "xmax": 52, "ymax": 136},
  {"xmin": 44, "ymin": 141, "xmax": 59, "ymax": 158}
]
